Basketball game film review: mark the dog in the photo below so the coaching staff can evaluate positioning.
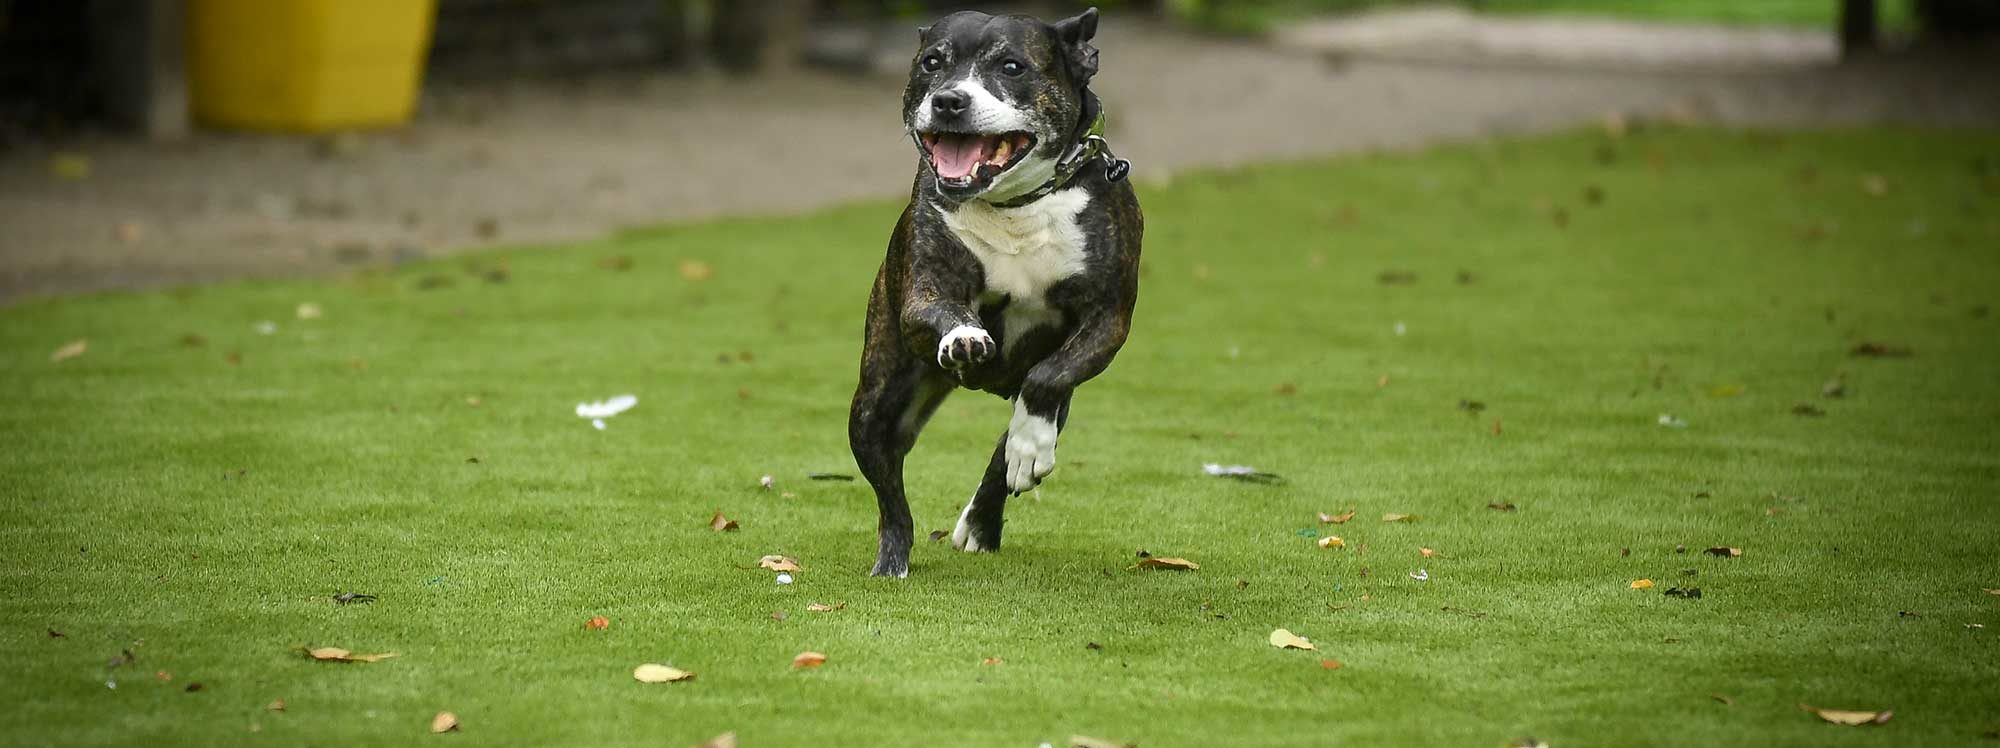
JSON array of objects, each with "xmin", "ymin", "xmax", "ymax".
[{"xmin": 848, "ymin": 7, "xmax": 1142, "ymax": 577}]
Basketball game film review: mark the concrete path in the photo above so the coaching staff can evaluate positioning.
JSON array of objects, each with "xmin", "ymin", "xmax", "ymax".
[{"xmin": 2, "ymin": 14, "xmax": 1996, "ymax": 304}]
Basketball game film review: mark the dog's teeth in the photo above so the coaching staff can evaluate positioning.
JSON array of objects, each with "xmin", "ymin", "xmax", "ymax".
[{"xmin": 992, "ymin": 138, "xmax": 1012, "ymax": 164}]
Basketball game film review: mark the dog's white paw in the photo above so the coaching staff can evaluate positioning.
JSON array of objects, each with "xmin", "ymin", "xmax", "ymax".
[
  {"xmin": 951, "ymin": 500, "xmax": 986, "ymax": 552},
  {"xmin": 937, "ymin": 325, "xmax": 995, "ymax": 369},
  {"xmin": 1005, "ymin": 400, "xmax": 1058, "ymax": 493}
]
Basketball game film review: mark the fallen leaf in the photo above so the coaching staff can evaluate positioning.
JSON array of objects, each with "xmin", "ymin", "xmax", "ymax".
[
  {"xmin": 805, "ymin": 602, "xmax": 845, "ymax": 612},
  {"xmin": 1803, "ymin": 704, "xmax": 1892, "ymax": 726},
  {"xmin": 296, "ymin": 302, "xmax": 323, "ymax": 320},
  {"xmin": 1377, "ymin": 374, "xmax": 1390, "ymax": 388},
  {"xmin": 980, "ymin": 656, "xmax": 1002, "ymax": 666},
  {"xmin": 1487, "ymin": 501, "xmax": 1517, "ymax": 511},
  {"xmin": 1631, "ymin": 579, "xmax": 1655, "ymax": 590},
  {"xmin": 770, "ymin": 611, "xmax": 788, "ymax": 621},
  {"xmin": 696, "ymin": 733, "xmax": 739, "ymax": 748},
  {"xmin": 596, "ymin": 255, "xmax": 634, "ymax": 272},
  {"xmin": 1273, "ymin": 382, "xmax": 1297, "ymax": 396},
  {"xmin": 1984, "ymin": 588, "xmax": 2000, "ymax": 596},
  {"xmin": 1713, "ymin": 694, "xmax": 1735, "ymax": 706},
  {"xmin": 792, "ymin": 651, "xmax": 827, "ymax": 669},
  {"xmin": 1492, "ymin": 418, "xmax": 1502, "ymax": 435},
  {"xmin": 51, "ymin": 340, "xmax": 88, "ymax": 363},
  {"xmin": 1382, "ymin": 513, "xmax": 1416, "ymax": 523},
  {"xmin": 184, "ymin": 682, "xmax": 203, "ymax": 692},
  {"xmin": 633, "ymin": 664, "xmax": 694, "ymax": 683},
  {"xmin": 1085, "ymin": 642, "xmax": 1103, "ymax": 650},
  {"xmin": 1506, "ymin": 739, "xmax": 1549, "ymax": 748},
  {"xmin": 1458, "ymin": 399, "xmax": 1486, "ymax": 414},
  {"xmin": 1319, "ymin": 510, "xmax": 1356, "ymax": 524},
  {"xmin": 47, "ymin": 627, "xmax": 66, "ymax": 639},
  {"xmin": 708, "ymin": 512, "xmax": 739, "ymax": 532},
  {"xmin": 928, "ymin": 530, "xmax": 948, "ymax": 542},
  {"xmin": 1317, "ymin": 536, "xmax": 1345, "ymax": 549},
  {"xmin": 678, "ymin": 259, "xmax": 714, "ymax": 281},
  {"xmin": 431, "ymin": 711, "xmax": 459, "ymax": 733},
  {"xmin": 757, "ymin": 555, "xmax": 801, "ymax": 572},
  {"xmin": 1132, "ymin": 557, "xmax": 1199, "ymax": 571},
  {"xmin": 301, "ymin": 646, "xmax": 398, "ymax": 663},
  {"xmin": 1070, "ymin": 736, "xmax": 1132, "ymax": 748},
  {"xmin": 586, "ymin": 616, "xmax": 610, "ymax": 630},
  {"xmin": 1268, "ymin": 629, "xmax": 1315, "ymax": 650},
  {"xmin": 1420, "ymin": 547, "xmax": 1437, "ymax": 558},
  {"xmin": 1823, "ymin": 375, "xmax": 1847, "ymax": 398},
  {"xmin": 156, "ymin": 670, "xmax": 172, "ymax": 681},
  {"xmin": 1704, "ymin": 546, "xmax": 1743, "ymax": 558},
  {"xmin": 1851, "ymin": 342, "xmax": 1913, "ymax": 358},
  {"xmin": 267, "ymin": 699, "xmax": 286, "ymax": 712},
  {"xmin": 1319, "ymin": 659, "xmax": 1344, "ymax": 670}
]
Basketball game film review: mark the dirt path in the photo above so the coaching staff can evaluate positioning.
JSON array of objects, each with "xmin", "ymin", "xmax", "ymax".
[{"xmin": 2, "ymin": 16, "xmax": 1995, "ymax": 304}]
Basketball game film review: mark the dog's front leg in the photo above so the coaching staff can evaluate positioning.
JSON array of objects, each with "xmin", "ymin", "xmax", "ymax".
[{"xmin": 1008, "ymin": 310, "xmax": 1131, "ymax": 492}]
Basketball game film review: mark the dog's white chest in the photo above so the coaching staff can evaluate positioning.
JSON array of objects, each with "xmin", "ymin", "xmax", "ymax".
[{"xmin": 941, "ymin": 189, "xmax": 1091, "ymax": 304}]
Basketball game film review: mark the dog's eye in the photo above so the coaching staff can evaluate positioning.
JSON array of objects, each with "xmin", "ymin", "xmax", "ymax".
[
  {"xmin": 1000, "ymin": 60, "xmax": 1025, "ymax": 77},
  {"xmin": 921, "ymin": 54, "xmax": 943, "ymax": 72}
]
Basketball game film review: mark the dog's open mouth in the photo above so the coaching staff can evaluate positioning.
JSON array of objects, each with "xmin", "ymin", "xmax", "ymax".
[{"xmin": 919, "ymin": 131, "xmax": 1035, "ymax": 189}]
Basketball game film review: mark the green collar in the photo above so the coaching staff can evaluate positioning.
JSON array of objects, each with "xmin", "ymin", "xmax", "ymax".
[{"xmin": 991, "ymin": 107, "xmax": 1129, "ymax": 208}]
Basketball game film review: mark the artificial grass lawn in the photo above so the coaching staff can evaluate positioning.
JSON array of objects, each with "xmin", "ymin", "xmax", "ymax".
[{"xmin": 4, "ymin": 126, "xmax": 1999, "ymax": 746}]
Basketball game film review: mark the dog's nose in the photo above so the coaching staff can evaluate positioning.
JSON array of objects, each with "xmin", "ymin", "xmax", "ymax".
[{"xmin": 931, "ymin": 90, "xmax": 970, "ymax": 120}]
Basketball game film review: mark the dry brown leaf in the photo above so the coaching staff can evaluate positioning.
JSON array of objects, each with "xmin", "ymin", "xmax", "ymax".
[
  {"xmin": 1487, "ymin": 501, "xmax": 1517, "ymax": 511},
  {"xmin": 586, "ymin": 616, "xmax": 610, "ymax": 630},
  {"xmin": 431, "ymin": 711, "xmax": 459, "ymax": 733},
  {"xmin": 1319, "ymin": 510, "xmax": 1356, "ymax": 524},
  {"xmin": 1317, "ymin": 536, "xmax": 1345, "ymax": 549},
  {"xmin": 1704, "ymin": 546, "xmax": 1743, "ymax": 558},
  {"xmin": 1803, "ymin": 704, "xmax": 1892, "ymax": 726},
  {"xmin": 980, "ymin": 656, "xmax": 1003, "ymax": 666},
  {"xmin": 805, "ymin": 602, "xmax": 845, "ymax": 612},
  {"xmin": 708, "ymin": 512, "xmax": 739, "ymax": 532},
  {"xmin": 302, "ymin": 646, "xmax": 398, "ymax": 663},
  {"xmin": 1319, "ymin": 659, "xmax": 1344, "ymax": 670},
  {"xmin": 1133, "ymin": 557, "xmax": 1199, "ymax": 571},
  {"xmin": 1420, "ymin": 547, "xmax": 1437, "ymax": 558},
  {"xmin": 791, "ymin": 651, "xmax": 827, "ymax": 669},
  {"xmin": 1630, "ymin": 579, "xmax": 1655, "ymax": 590},
  {"xmin": 1984, "ymin": 588, "xmax": 2000, "ymax": 596},
  {"xmin": 1268, "ymin": 628, "xmax": 1315, "ymax": 650},
  {"xmin": 678, "ymin": 259, "xmax": 714, "ymax": 282},
  {"xmin": 1070, "ymin": 736, "xmax": 1132, "ymax": 748},
  {"xmin": 1712, "ymin": 694, "xmax": 1734, "ymax": 706},
  {"xmin": 1382, "ymin": 513, "xmax": 1416, "ymax": 523},
  {"xmin": 696, "ymin": 733, "xmax": 739, "ymax": 748},
  {"xmin": 633, "ymin": 664, "xmax": 694, "ymax": 683},
  {"xmin": 51, "ymin": 339, "xmax": 87, "ymax": 363},
  {"xmin": 757, "ymin": 555, "xmax": 801, "ymax": 572},
  {"xmin": 266, "ymin": 699, "xmax": 286, "ymax": 712}
]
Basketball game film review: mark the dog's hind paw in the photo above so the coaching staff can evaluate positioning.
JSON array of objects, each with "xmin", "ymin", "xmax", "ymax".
[
  {"xmin": 937, "ymin": 325, "xmax": 996, "ymax": 369},
  {"xmin": 1005, "ymin": 400, "xmax": 1058, "ymax": 493}
]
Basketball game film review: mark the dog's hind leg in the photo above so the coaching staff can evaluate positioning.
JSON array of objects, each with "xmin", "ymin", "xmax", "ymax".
[
  {"xmin": 953, "ymin": 394, "xmax": 1070, "ymax": 552},
  {"xmin": 850, "ymin": 362, "xmax": 954, "ymax": 577}
]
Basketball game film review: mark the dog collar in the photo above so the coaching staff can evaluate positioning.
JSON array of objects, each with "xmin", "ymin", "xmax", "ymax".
[{"xmin": 990, "ymin": 107, "xmax": 1130, "ymax": 209}]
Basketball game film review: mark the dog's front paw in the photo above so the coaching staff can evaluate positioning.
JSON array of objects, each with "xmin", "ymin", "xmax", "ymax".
[
  {"xmin": 1005, "ymin": 404, "xmax": 1058, "ymax": 493},
  {"xmin": 937, "ymin": 325, "xmax": 996, "ymax": 370}
]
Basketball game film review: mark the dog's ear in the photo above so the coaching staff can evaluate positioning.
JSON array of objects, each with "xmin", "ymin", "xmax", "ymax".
[{"xmin": 1051, "ymin": 7, "xmax": 1100, "ymax": 85}]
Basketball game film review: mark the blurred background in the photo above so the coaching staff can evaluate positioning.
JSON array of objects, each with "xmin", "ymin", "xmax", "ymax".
[{"xmin": 1, "ymin": 0, "xmax": 1995, "ymax": 304}]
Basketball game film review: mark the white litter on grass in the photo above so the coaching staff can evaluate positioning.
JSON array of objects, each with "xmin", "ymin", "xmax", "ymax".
[
  {"xmin": 254, "ymin": 320, "xmax": 277, "ymax": 335},
  {"xmin": 1657, "ymin": 413, "xmax": 1688, "ymax": 428},
  {"xmin": 1203, "ymin": 464, "xmax": 1259, "ymax": 477},
  {"xmin": 776, "ymin": 573, "xmax": 794, "ymax": 585},
  {"xmin": 1410, "ymin": 569, "xmax": 1430, "ymax": 582},
  {"xmin": 760, "ymin": 475, "xmax": 775, "ymax": 490},
  {"xmin": 577, "ymin": 394, "xmax": 638, "ymax": 430}
]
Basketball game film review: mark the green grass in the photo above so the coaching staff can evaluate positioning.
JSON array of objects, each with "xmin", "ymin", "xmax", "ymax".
[
  {"xmin": 5, "ymin": 126, "xmax": 2000, "ymax": 746},
  {"xmin": 1169, "ymin": 0, "xmax": 1918, "ymax": 34}
]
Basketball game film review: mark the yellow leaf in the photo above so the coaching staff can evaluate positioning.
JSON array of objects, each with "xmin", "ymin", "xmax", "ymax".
[
  {"xmin": 1132, "ymin": 556, "xmax": 1199, "ymax": 571},
  {"xmin": 633, "ymin": 664, "xmax": 694, "ymax": 683},
  {"xmin": 1631, "ymin": 579, "xmax": 1655, "ymax": 590},
  {"xmin": 1382, "ymin": 513, "xmax": 1416, "ymax": 523},
  {"xmin": 757, "ymin": 555, "xmax": 801, "ymax": 572},
  {"xmin": 1070, "ymin": 736, "xmax": 1132, "ymax": 748},
  {"xmin": 266, "ymin": 699, "xmax": 286, "ymax": 712},
  {"xmin": 430, "ymin": 711, "xmax": 459, "ymax": 733},
  {"xmin": 980, "ymin": 656, "xmax": 1002, "ymax": 666},
  {"xmin": 696, "ymin": 733, "xmax": 739, "ymax": 748},
  {"xmin": 1318, "ymin": 510, "xmax": 1356, "ymax": 524},
  {"xmin": 805, "ymin": 602, "xmax": 845, "ymax": 612},
  {"xmin": 51, "ymin": 339, "xmax": 87, "ymax": 363},
  {"xmin": 1317, "ymin": 536, "xmax": 1345, "ymax": 549},
  {"xmin": 1803, "ymin": 704, "xmax": 1892, "ymax": 725},
  {"xmin": 1420, "ymin": 547, "xmax": 1437, "ymax": 558},
  {"xmin": 679, "ymin": 259, "xmax": 714, "ymax": 281},
  {"xmin": 1268, "ymin": 628, "xmax": 1316, "ymax": 650},
  {"xmin": 296, "ymin": 302, "xmax": 323, "ymax": 320},
  {"xmin": 791, "ymin": 651, "xmax": 827, "ymax": 669},
  {"xmin": 709, "ymin": 512, "xmax": 739, "ymax": 532},
  {"xmin": 1319, "ymin": 659, "xmax": 1344, "ymax": 670}
]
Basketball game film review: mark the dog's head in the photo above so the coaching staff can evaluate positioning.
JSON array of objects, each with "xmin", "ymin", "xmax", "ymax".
[{"xmin": 904, "ymin": 8, "xmax": 1101, "ymax": 203}]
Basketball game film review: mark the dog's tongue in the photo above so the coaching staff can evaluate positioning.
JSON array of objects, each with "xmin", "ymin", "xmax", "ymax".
[{"xmin": 931, "ymin": 134, "xmax": 986, "ymax": 180}]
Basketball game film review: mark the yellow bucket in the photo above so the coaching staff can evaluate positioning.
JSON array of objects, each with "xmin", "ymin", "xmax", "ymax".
[{"xmin": 187, "ymin": 0, "xmax": 437, "ymax": 132}]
